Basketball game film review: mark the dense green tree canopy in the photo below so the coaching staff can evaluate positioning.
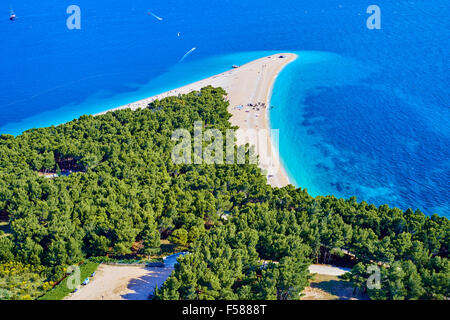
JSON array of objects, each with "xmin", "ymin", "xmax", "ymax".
[{"xmin": 0, "ymin": 86, "xmax": 448, "ymax": 300}]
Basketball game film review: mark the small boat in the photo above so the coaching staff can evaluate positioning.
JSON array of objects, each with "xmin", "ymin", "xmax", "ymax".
[
  {"xmin": 10, "ymin": 14, "xmax": 16, "ymax": 21},
  {"xmin": 232, "ymin": 65, "xmax": 240, "ymax": 69}
]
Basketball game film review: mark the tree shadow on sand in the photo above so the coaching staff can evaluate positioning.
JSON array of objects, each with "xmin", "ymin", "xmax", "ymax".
[
  {"xmin": 311, "ymin": 280, "xmax": 369, "ymax": 300},
  {"xmin": 121, "ymin": 267, "xmax": 173, "ymax": 300}
]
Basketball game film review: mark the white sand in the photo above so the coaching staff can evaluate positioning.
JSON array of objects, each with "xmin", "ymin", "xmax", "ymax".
[
  {"xmin": 97, "ymin": 53, "xmax": 297, "ymax": 188},
  {"xmin": 308, "ymin": 264, "xmax": 351, "ymax": 276},
  {"xmin": 66, "ymin": 263, "xmax": 351, "ymax": 300},
  {"xmin": 65, "ymin": 264, "xmax": 173, "ymax": 300}
]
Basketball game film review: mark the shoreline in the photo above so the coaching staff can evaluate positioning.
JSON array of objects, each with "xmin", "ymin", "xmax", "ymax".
[{"xmin": 97, "ymin": 53, "xmax": 298, "ymax": 188}]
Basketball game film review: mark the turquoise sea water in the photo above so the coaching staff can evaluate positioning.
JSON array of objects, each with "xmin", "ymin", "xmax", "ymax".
[
  {"xmin": 271, "ymin": 50, "xmax": 449, "ymax": 216},
  {"xmin": 1, "ymin": 1, "xmax": 448, "ymax": 216},
  {"xmin": 0, "ymin": 50, "xmax": 279, "ymax": 134}
]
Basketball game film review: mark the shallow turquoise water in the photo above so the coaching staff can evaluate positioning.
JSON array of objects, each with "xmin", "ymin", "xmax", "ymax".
[{"xmin": 271, "ymin": 51, "xmax": 449, "ymax": 216}]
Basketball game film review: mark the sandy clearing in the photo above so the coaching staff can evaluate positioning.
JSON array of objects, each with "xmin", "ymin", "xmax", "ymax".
[
  {"xmin": 65, "ymin": 264, "xmax": 173, "ymax": 300},
  {"xmin": 66, "ymin": 264, "xmax": 351, "ymax": 300},
  {"xmin": 308, "ymin": 264, "xmax": 351, "ymax": 276}
]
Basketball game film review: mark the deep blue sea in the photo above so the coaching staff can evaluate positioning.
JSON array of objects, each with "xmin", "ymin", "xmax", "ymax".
[{"xmin": 0, "ymin": 1, "xmax": 448, "ymax": 217}]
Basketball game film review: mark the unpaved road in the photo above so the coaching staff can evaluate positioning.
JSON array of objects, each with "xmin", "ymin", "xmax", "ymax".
[
  {"xmin": 67, "ymin": 262, "xmax": 351, "ymax": 300},
  {"xmin": 66, "ymin": 264, "xmax": 173, "ymax": 300},
  {"xmin": 308, "ymin": 264, "xmax": 351, "ymax": 276}
]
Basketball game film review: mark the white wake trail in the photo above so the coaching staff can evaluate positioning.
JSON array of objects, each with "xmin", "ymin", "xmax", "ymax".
[{"xmin": 178, "ymin": 47, "xmax": 197, "ymax": 63}]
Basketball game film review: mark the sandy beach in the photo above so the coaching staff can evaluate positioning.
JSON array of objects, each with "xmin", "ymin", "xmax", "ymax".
[{"xmin": 98, "ymin": 53, "xmax": 297, "ymax": 188}]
